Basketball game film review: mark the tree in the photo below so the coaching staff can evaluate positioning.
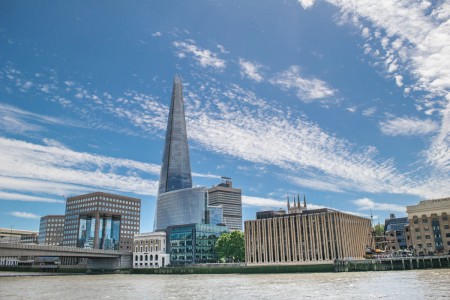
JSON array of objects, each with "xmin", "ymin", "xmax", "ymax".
[
  {"xmin": 373, "ymin": 223, "xmax": 385, "ymax": 249},
  {"xmin": 215, "ymin": 230, "xmax": 245, "ymax": 263}
]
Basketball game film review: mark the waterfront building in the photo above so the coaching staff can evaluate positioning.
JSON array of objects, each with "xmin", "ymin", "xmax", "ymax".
[
  {"xmin": 62, "ymin": 192, "xmax": 141, "ymax": 251},
  {"xmin": 154, "ymin": 76, "xmax": 209, "ymax": 231},
  {"xmin": 405, "ymin": 197, "xmax": 450, "ymax": 255},
  {"xmin": 206, "ymin": 205, "xmax": 224, "ymax": 226},
  {"xmin": 207, "ymin": 177, "xmax": 242, "ymax": 230},
  {"xmin": 0, "ymin": 228, "xmax": 38, "ymax": 244},
  {"xmin": 167, "ymin": 223, "xmax": 228, "ymax": 265},
  {"xmin": 384, "ymin": 214, "xmax": 408, "ymax": 251},
  {"xmin": 38, "ymin": 215, "xmax": 65, "ymax": 245},
  {"xmin": 133, "ymin": 231, "xmax": 170, "ymax": 268},
  {"xmin": 245, "ymin": 206, "xmax": 372, "ymax": 265}
]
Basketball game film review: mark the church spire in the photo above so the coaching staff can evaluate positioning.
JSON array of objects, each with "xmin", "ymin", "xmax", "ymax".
[{"xmin": 303, "ymin": 194, "xmax": 307, "ymax": 209}]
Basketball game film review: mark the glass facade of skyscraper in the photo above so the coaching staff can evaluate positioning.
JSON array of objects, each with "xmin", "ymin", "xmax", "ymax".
[
  {"xmin": 77, "ymin": 215, "xmax": 121, "ymax": 250},
  {"xmin": 157, "ymin": 75, "xmax": 192, "ymax": 195},
  {"xmin": 167, "ymin": 223, "xmax": 228, "ymax": 265},
  {"xmin": 154, "ymin": 187, "xmax": 207, "ymax": 231}
]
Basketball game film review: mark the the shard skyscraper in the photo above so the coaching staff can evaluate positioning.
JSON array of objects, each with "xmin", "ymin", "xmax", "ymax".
[
  {"xmin": 154, "ymin": 76, "xmax": 207, "ymax": 231},
  {"xmin": 157, "ymin": 75, "xmax": 193, "ymax": 194}
]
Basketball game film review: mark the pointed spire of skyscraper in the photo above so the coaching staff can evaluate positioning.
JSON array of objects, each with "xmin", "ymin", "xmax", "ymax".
[{"xmin": 157, "ymin": 75, "xmax": 193, "ymax": 195}]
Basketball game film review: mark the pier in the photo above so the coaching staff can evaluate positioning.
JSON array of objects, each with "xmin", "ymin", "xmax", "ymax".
[{"xmin": 335, "ymin": 255, "xmax": 450, "ymax": 272}]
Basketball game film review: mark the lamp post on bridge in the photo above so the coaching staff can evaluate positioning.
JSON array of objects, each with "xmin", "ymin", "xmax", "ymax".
[{"xmin": 9, "ymin": 225, "xmax": 15, "ymax": 244}]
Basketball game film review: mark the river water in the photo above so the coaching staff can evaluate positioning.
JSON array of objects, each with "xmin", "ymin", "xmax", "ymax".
[{"xmin": 1, "ymin": 269, "xmax": 449, "ymax": 299}]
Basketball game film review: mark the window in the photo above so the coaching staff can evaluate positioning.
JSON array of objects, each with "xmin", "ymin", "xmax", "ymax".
[
  {"xmin": 416, "ymin": 235, "xmax": 421, "ymax": 240},
  {"xmin": 422, "ymin": 218, "xmax": 428, "ymax": 223},
  {"xmin": 425, "ymin": 235, "xmax": 431, "ymax": 239},
  {"xmin": 445, "ymin": 225, "xmax": 449, "ymax": 230},
  {"xmin": 415, "ymin": 228, "xmax": 420, "ymax": 232}
]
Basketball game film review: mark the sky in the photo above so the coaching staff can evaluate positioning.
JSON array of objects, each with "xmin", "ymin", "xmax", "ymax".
[{"xmin": 0, "ymin": 0, "xmax": 449, "ymax": 232}]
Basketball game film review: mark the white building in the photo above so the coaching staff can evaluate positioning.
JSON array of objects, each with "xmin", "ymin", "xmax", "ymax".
[{"xmin": 133, "ymin": 231, "xmax": 170, "ymax": 268}]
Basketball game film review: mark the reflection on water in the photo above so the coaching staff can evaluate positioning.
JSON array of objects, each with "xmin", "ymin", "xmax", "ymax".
[{"xmin": 0, "ymin": 269, "xmax": 449, "ymax": 299}]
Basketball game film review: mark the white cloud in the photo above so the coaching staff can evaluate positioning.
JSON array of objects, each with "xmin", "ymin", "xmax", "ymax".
[
  {"xmin": 152, "ymin": 31, "xmax": 162, "ymax": 37},
  {"xmin": 242, "ymin": 195, "xmax": 286, "ymax": 208},
  {"xmin": 9, "ymin": 211, "xmax": 41, "ymax": 219},
  {"xmin": 0, "ymin": 137, "xmax": 160, "ymax": 198},
  {"xmin": 298, "ymin": 0, "xmax": 316, "ymax": 9},
  {"xmin": 379, "ymin": 116, "xmax": 438, "ymax": 136},
  {"xmin": 353, "ymin": 197, "xmax": 406, "ymax": 213},
  {"xmin": 173, "ymin": 40, "xmax": 226, "ymax": 69},
  {"xmin": 269, "ymin": 66, "xmax": 336, "ymax": 102},
  {"xmin": 0, "ymin": 191, "xmax": 64, "ymax": 203},
  {"xmin": 216, "ymin": 44, "xmax": 229, "ymax": 54},
  {"xmin": 362, "ymin": 107, "xmax": 377, "ymax": 117},
  {"xmin": 301, "ymin": 0, "xmax": 450, "ymax": 173},
  {"xmin": 346, "ymin": 106, "xmax": 357, "ymax": 113},
  {"xmin": 238, "ymin": 58, "xmax": 263, "ymax": 82}
]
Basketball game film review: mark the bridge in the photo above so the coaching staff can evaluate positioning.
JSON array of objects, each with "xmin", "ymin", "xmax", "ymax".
[{"xmin": 0, "ymin": 243, "xmax": 132, "ymax": 270}]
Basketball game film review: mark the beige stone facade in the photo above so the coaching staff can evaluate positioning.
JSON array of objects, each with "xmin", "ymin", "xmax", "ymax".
[
  {"xmin": 133, "ymin": 231, "xmax": 170, "ymax": 268},
  {"xmin": 245, "ymin": 208, "xmax": 372, "ymax": 265},
  {"xmin": 406, "ymin": 197, "xmax": 450, "ymax": 254}
]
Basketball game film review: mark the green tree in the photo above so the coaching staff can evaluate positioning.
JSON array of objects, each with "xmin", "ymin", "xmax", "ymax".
[
  {"xmin": 215, "ymin": 230, "xmax": 245, "ymax": 263},
  {"xmin": 373, "ymin": 223, "xmax": 385, "ymax": 249}
]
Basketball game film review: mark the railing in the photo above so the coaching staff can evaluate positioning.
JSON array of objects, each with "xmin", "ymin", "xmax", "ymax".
[{"xmin": 0, "ymin": 242, "xmax": 129, "ymax": 256}]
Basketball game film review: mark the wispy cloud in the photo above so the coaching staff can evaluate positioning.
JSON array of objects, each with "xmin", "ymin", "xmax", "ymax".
[
  {"xmin": 353, "ymin": 197, "xmax": 406, "ymax": 213},
  {"xmin": 9, "ymin": 211, "xmax": 41, "ymax": 220},
  {"xmin": 0, "ymin": 137, "xmax": 160, "ymax": 197},
  {"xmin": 173, "ymin": 40, "xmax": 226, "ymax": 69},
  {"xmin": 298, "ymin": 0, "xmax": 450, "ymax": 174},
  {"xmin": 269, "ymin": 66, "xmax": 336, "ymax": 102},
  {"xmin": 362, "ymin": 107, "xmax": 377, "ymax": 117},
  {"xmin": 380, "ymin": 116, "xmax": 438, "ymax": 136},
  {"xmin": 238, "ymin": 58, "xmax": 263, "ymax": 82},
  {"xmin": 0, "ymin": 191, "xmax": 64, "ymax": 203},
  {"xmin": 152, "ymin": 31, "xmax": 162, "ymax": 37}
]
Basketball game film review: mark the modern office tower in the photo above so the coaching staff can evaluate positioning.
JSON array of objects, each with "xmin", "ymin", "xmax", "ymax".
[
  {"xmin": 405, "ymin": 197, "xmax": 450, "ymax": 255},
  {"xmin": 384, "ymin": 214, "xmax": 408, "ymax": 251},
  {"xmin": 133, "ymin": 231, "xmax": 170, "ymax": 268},
  {"xmin": 167, "ymin": 223, "xmax": 228, "ymax": 265},
  {"xmin": 207, "ymin": 177, "xmax": 242, "ymax": 230},
  {"xmin": 38, "ymin": 215, "xmax": 65, "ymax": 245},
  {"xmin": 154, "ymin": 76, "xmax": 207, "ymax": 231},
  {"xmin": 62, "ymin": 192, "xmax": 141, "ymax": 251},
  {"xmin": 245, "ymin": 207, "xmax": 372, "ymax": 265},
  {"xmin": 155, "ymin": 187, "xmax": 208, "ymax": 231},
  {"xmin": 206, "ymin": 205, "xmax": 223, "ymax": 226},
  {"xmin": 157, "ymin": 75, "xmax": 192, "ymax": 195}
]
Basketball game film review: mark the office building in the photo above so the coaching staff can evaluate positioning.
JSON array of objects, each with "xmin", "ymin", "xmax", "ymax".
[
  {"xmin": 133, "ymin": 231, "xmax": 170, "ymax": 268},
  {"xmin": 62, "ymin": 192, "xmax": 141, "ymax": 251},
  {"xmin": 207, "ymin": 177, "xmax": 242, "ymax": 230},
  {"xmin": 38, "ymin": 215, "xmax": 65, "ymax": 245},
  {"xmin": 167, "ymin": 223, "xmax": 228, "ymax": 265},
  {"xmin": 154, "ymin": 76, "xmax": 207, "ymax": 231},
  {"xmin": 406, "ymin": 197, "xmax": 450, "ymax": 254},
  {"xmin": 245, "ymin": 205, "xmax": 372, "ymax": 265},
  {"xmin": 384, "ymin": 214, "xmax": 408, "ymax": 251}
]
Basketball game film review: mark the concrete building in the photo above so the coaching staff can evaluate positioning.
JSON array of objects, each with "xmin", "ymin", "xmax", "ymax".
[
  {"xmin": 133, "ymin": 231, "xmax": 170, "ymax": 268},
  {"xmin": 167, "ymin": 223, "xmax": 228, "ymax": 265},
  {"xmin": 38, "ymin": 215, "xmax": 65, "ymax": 245},
  {"xmin": 62, "ymin": 192, "xmax": 141, "ymax": 252},
  {"xmin": 207, "ymin": 177, "xmax": 242, "ymax": 230},
  {"xmin": 384, "ymin": 214, "xmax": 408, "ymax": 252},
  {"xmin": 406, "ymin": 197, "xmax": 450, "ymax": 255},
  {"xmin": 245, "ymin": 206, "xmax": 372, "ymax": 265},
  {"xmin": 0, "ymin": 228, "xmax": 38, "ymax": 244}
]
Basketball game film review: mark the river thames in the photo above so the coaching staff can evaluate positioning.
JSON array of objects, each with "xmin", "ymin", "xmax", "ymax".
[{"xmin": 1, "ymin": 269, "xmax": 449, "ymax": 299}]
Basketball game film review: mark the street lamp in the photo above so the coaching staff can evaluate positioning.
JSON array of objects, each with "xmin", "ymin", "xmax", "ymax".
[{"xmin": 9, "ymin": 225, "xmax": 15, "ymax": 243}]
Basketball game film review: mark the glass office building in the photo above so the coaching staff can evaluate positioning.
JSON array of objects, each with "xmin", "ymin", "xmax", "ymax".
[
  {"xmin": 154, "ymin": 187, "xmax": 207, "ymax": 231},
  {"xmin": 167, "ymin": 223, "xmax": 228, "ymax": 265},
  {"xmin": 157, "ymin": 75, "xmax": 192, "ymax": 195},
  {"xmin": 206, "ymin": 205, "xmax": 223, "ymax": 226},
  {"xmin": 78, "ymin": 215, "xmax": 121, "ymax": 250}
]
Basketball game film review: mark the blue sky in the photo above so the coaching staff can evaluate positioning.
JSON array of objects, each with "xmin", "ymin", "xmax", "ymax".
[{"xmin": 1, "ymin": 0, "xmax": 449, "ymax": 232}]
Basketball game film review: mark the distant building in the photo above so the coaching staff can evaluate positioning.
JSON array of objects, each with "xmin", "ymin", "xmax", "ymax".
[
  {"xmin": 0, "ymin": 228, "xmax": 38, "ymax": 244},
  {"xmin": 245, "ymin": 203, "xmax": 372, "ymax": 265},
  {"xmin": 206, "ymin": 205, "xmax": 224, "ymax": 226},
  {"xmin": 62, "ymin": 192, "xmax": 141, "ymax": 252},
  {"xmin": 38, "ymin": 215, "xmax": 65, "ymax": 245},
  {"xmin": 207, "ymin": 177, "xmax": 242, "ymax": 230},
  {"xmin": 384, "ymin": 214, "xmax": 408, "ymax": 251},
  {"xmin": 406, "ymin": 197, "xmax": 450, "ymax": 255},
  {"xmin": 167, "ymin": 223, "xmax": 228, "ymax": 265},
  {"xmin": 133, "ymin": 231, "xmax": 170, "ymax": 268}
]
